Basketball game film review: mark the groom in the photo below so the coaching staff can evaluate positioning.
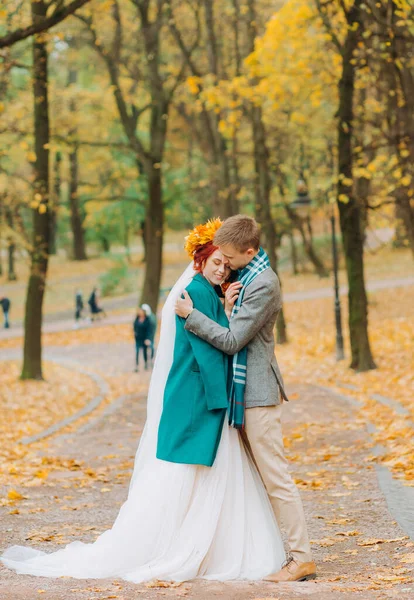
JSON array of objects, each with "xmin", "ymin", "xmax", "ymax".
[{"xmin": 175, "ymin": 214, "xmax": 316, "ymax": 582}]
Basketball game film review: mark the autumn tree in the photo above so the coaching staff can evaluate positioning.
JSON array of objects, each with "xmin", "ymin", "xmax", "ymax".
[
  {"xmin": 21, "ymin": 0, "xmax": 51, "ymax": 380},
  {"xmin": 377, "ymin": 1, "xmax": 413, "ymax": 255},
  {"xmin": 67, "ymin": 39, "xmax": 87, "ymax": 261},
  {"xmin": 169, "ymin": 0, "xmax": 264, "ymax": 217},
  {"xmin": 76, "ymin": 0, "xmax": 189, "ymax": 310},
  {"xmin": 245, "ymin": 0, "xmax": 288, "ymax": 342},
  {"xmin": 315, "ymin": 0, "xmax": 376, "ymax": 371}
]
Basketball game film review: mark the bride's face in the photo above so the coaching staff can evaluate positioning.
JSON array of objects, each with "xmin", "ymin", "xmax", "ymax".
[{"xmin": 202, "ymin": 249, "xmax": 231, "ymax": 287}]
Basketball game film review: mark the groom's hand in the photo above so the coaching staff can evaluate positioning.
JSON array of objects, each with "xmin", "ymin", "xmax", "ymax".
[
  {"xmin": 225, "ymin": 282, "xmax": 243, "ymax": 309},
  {"xmin": 175, "ymin": 290, "xmax": 194, "ymax": 319}
]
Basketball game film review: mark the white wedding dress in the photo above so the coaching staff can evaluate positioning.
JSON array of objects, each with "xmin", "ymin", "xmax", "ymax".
[{"xmin": 1, "ymin": 264, "xmax": 285, "ymax": 582}]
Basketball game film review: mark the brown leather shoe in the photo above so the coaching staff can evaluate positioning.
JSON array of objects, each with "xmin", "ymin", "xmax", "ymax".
[{"xmin": 264, "ymin": 557, "xmax": 317, "ymax": 582}]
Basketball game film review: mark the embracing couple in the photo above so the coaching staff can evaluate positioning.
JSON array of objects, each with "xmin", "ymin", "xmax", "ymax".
[{"xmin": 1, "ymin": 215, "xmax": 316, "ymax": 584}]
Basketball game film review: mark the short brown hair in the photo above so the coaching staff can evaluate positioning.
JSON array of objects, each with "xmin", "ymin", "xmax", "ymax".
[{"xmin": 214, "ymin": 215, "xmax": 260, "ymax": 252}]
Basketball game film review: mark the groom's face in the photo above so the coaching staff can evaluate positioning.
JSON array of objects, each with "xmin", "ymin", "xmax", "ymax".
[{"xmin": 218, "ymin": 244, "xmax": 256, "ymax": 270}]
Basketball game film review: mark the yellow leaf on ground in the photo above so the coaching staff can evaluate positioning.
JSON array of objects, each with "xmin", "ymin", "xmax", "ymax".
[
  {"xmin": 400, "ymin": 553, "xmax": 414, "ymax": 563},
  {"xmin": 358, "ymin": 537, "xmax": 408, "ymax": 546},
  {"xmin": 145, "ymin": 580, "xmax": 183, "ymax": 588},
  {"xmin": 7, "ymin": 489, "xmax": 24, "ymax": 501}
]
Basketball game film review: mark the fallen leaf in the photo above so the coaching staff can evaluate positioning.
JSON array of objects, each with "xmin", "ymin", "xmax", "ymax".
[
  {"xmin": 145, "ymin": 580, "xmax": 183, "ymax": 589},
  {"xmin": 327, "ymin": 518, "xmax": 354, "ymax": 525},
  {"xmin": 358, "ymin": 537, "xmax": 408, "ymax": 546},
  {"xmin": 323, "ymin": 554, "xmax": 339, "ymax": 563},
  {"xmin": 400, "ymin": 553, "xmax": 414, "ymax": 564},
  {"xmin": 7, "ymin": 489, "xmax": 26, "ymax": 501}
]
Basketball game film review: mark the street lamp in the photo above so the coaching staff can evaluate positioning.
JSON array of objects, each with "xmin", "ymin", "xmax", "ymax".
[
  {"xmin": 290, "ymin": 179, "xmax": 345, "ymax": 361},
  {"xmin": 291, "ymin": 178, "xmax": 311, "ymax": 218}
]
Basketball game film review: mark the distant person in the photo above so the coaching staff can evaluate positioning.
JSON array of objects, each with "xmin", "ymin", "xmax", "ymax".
[
  {"xmin": 88, "ymin": 287, "xmax": 106, "ymax": 321},
  {"xmin": 0, "ymin": 296, "xmax": 10, "ymax": 329},
  {"xmin": 133, "ymin": 307, "xmax": 151, "ymax": 372},
  {"xmin": 74, "ymin": 290, "xmax": 84, "ymax": 328},
  {"xmin": 141, "ymin": 303, "xmax": 157, "ymax": 364}
]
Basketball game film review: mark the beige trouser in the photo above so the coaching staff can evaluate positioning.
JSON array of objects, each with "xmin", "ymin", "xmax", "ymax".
[{"xmin": 243, "ymin": 404, "xmax": 312, "ymax": 563}]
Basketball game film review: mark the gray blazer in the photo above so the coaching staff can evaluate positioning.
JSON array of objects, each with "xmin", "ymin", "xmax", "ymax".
[{"xmin": 185, "ymin": 268, "xmax": 288, "ymax": 408}]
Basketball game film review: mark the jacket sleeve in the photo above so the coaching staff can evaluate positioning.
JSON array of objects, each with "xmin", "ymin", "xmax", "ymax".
[
  {"xmin": 185, "ymin": 278, "xmax": 280, "ymax": 355},
  {"xmin": 143, "ymin": 318, "xmax": 151, "ymax": 340},
  {"xmin": 183, "ymin": 284, "xmax": 229, "ymax": 411}
]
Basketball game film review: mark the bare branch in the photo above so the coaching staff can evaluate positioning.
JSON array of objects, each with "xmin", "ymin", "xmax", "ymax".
[
  {"xmin": 314, "ymin": 0, "xmax": 343, "ymax": 54},
  {"xmin": 0, "ymin": 0, "xmax": 92, "ymax": 49}
]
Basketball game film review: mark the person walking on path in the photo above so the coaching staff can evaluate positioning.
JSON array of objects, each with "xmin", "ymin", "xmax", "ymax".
[
  {"xmin": 175, "ymin": 214, "xmax": 316, "ymax": 583},
  {"xmin": 74, "ymin": 290, "xmax": 84, "ymax": 328},
  {"xmin": 88, "ymin": 287, "xmax": 106, "ymax": 321},
  {"xmin": 133, "ymin": 307, "xmax": 151, "ymax": 372},
  {"xmin": 0, "ymin": 296, "xmax": 11, "ymax": 329},
  {"xmin": 141, "ymin": 303, "xmax": 157, "ymax": 364}
]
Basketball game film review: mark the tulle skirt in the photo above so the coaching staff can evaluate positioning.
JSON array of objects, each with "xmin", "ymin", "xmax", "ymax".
[{"xmin": 1, "ymin": 424, "xmax": 285, "ymax": 582}]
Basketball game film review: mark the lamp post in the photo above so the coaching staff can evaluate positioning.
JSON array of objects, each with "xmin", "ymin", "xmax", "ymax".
[
  {"xmin": 290, "ymin": 178, "xmax": 311, "ymax": 218},
  {"xmin": 290, "ymin": 179, "xmax": 345, "ymax": 361}
]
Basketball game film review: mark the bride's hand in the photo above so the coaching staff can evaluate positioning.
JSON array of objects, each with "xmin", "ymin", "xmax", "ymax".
[{"xmin": 224, "ymin": 282, "xmax": 242, "ymax": 317}]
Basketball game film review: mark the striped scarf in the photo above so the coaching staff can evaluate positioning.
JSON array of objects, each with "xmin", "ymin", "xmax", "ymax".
[{"xmin": 228, "ymin": 247, "xmax": 270, "ymax": 429}]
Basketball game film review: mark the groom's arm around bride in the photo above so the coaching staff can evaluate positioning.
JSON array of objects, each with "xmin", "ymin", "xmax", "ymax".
[{"xmin": 181, "ymin": 267, "xmax": 289, "ymax": 406}]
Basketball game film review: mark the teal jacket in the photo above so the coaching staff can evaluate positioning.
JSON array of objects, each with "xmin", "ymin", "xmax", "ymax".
[{"xmin": 157, "ymin": 273, "xmax": 229, "ymax": 467}]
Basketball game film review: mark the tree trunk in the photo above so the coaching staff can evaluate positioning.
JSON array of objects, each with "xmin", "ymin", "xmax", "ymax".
[
  {"xmin": 298, "ymin": 216, "xmax": 328, "ymax": 277},
  {"xmin": 101, "ymin": 235, "xmax": 110, "ymax": 253},
  {"xmin": 396, "ymin": 194, "xmax": 414, "ymax": 256},
  {"xmin": 7, "ymin": 240, "xmax": 16, "ymax": 281},
  {"xmin": 140, "ymin": 219, "xmax": 147, "ymax": 263},
  {"xmin": 202, "ymin": 0, "xmax": 237, "ymax": 217},
  {"xmin": 5, "ymin": 209, "xmax": 17, "ymax": 281},
  {"xmin": 0, "ymin": 199, "xmax": 3, "ymax": 276},
  {"xmin": 69, "ymin": 142, "xmax": 87, "ymax": 260},
  {"xmin": 276, "ymin": 304, "xmax": 288, "ymax": 345},
  {"xmin": 49, "ymin": 150, "xmax": 61, "ymax": 255},
  {"xmin": 251, "ymin": 108, "xmax": 288, "ymax": 344},
  {"xmin": 140, "ymin": 166, "xmax": 163, "ymax": 312},
  {"xmin": 284, "ymin": 201, "xmax": 328, "ymax": 277},
  {"xmin": 124, "ymin": 219, "xmax": 131, "ymax": 263},
  {"xmin": 394, "ymin": 202, "xmax": 409, "ymax": 248},
  {"xmin": 388, "ymin": 4, "xmax": 414, "ymax": 258},
  {"xmin": 7, "ymin": 239, "xmax": 16, "ymax": 280},
  {"xmin": 246, "ymin": 0, "xmax": 287, "ymax": 344},
  {"xmin": 21, "ymin": 0, "xmax": 50, "ymax": 380},
  {"xmin": 289, "ymin": 232, "xmax": 299, "ymax": 275},
  {"xmin": 87, "ymin": 0, "xmax": 174, "ymax": 312},
  {"xmin": 336, "ymin": 1, "xmax": 376, "ymax": 371},
  {"xmin": 68, "ymin": 57, "xmax": 87, "ymax": 261}
]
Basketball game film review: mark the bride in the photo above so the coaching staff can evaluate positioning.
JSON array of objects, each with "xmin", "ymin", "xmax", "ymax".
[{"xmin": 1, "ymin": 219, "xmax": 285, "ymax": 583}]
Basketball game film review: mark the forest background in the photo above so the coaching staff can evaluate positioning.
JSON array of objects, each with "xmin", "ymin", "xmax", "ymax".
[{"xmin": 0, "ymin": 0, "xmax": 413, "ymax": 381}]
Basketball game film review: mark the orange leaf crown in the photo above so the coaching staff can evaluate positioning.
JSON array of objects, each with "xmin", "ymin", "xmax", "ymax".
[{"xmin": 184, "ymin": 218, "xmax": 223, "ymax": 259}]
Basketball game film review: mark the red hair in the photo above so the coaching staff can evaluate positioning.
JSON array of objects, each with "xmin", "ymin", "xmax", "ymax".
[{"xmin": 193, "ymin": 242, "xmax": 218, "ymax": 273}]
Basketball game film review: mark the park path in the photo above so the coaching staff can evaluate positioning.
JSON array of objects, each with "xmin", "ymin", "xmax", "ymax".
[
  {"xmin": 1, "ymin": 342, "xmax": 414, "ymax": 600},
  {"xmin": 1, "ymin": 274, "xmax": 413, "ymax": 342}
]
